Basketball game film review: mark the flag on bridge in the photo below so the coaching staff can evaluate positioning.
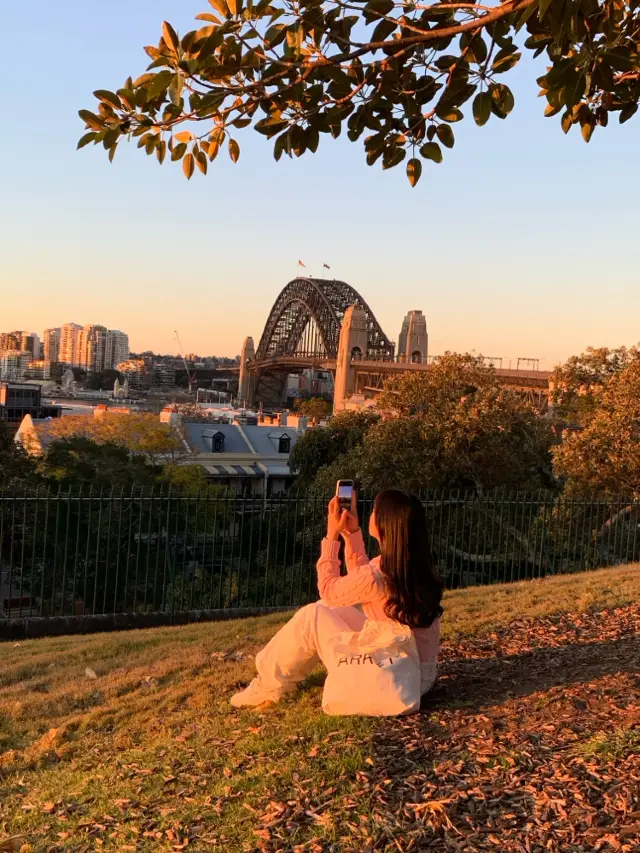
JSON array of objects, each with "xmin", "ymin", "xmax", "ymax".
[
  {"xmin": 298, "ymin": 260, "xmax": 306, "ymax": 268},
  {"xmin": 323, "ymin": 263, "xmax": 331, "ymax": 270}
]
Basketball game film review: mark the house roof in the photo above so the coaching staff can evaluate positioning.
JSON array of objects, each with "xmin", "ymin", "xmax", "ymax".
[
  {"xmin": 242, "ymin": 425, "xmax": 300, "ymax": 455},
  {"xmin": 183, "ymin": 423, "xmax": 251, "ymax": 454}
]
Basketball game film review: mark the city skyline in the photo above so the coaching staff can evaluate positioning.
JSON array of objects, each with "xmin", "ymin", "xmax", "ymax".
[{"xmin": 2, "ymin": 1, "xmax": 640, "ymax": 369}]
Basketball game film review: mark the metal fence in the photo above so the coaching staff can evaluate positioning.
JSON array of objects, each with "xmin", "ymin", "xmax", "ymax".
[{"xmin": 1, "ymin": 488, "xmax": 638, "ymax": 635}]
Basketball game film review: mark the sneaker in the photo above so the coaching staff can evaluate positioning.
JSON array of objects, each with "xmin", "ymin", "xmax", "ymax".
[{"xmin": 229, "ymin": 678, "xmax": 283, "ymax": 709}]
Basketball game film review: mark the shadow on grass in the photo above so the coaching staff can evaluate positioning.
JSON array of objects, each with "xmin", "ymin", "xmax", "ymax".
[{"xmin": 423, "ymin": 633, "xmax": 640, "ymax": 711}]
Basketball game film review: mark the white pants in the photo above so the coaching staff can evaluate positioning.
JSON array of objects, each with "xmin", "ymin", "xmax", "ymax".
[{"xmin": 254, "ymin": 602, "xmax": 436, "ymax": 697}]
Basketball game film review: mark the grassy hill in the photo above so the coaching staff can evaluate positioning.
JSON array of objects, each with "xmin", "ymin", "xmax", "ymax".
[{"xmin": 1, "ymin": 566, "xmax": 639, "ymax": 852}]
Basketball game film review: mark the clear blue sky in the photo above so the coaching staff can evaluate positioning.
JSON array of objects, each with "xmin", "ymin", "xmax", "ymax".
[{"xmin": 1, "ymin": 1, "xmax": 638, "ymax": 367}]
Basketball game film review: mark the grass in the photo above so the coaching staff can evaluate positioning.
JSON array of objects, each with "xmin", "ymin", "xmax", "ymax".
[{"xmin": 0, "ymin": 564, "xmax": 639, "ymax": 852}]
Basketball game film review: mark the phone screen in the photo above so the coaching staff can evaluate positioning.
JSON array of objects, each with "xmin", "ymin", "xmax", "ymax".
[{"xmin": 338, "ymin": 484, "xmax": 353, "ymax": 500}]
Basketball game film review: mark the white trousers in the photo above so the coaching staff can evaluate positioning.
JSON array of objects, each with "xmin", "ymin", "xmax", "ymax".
[
  {"xmin": 255, "ymin": 602, "xmax": 366, "ymax": 697},
  {"xmin": 254, "ymin": 602, "xmax": 436, "ymax": 697}
]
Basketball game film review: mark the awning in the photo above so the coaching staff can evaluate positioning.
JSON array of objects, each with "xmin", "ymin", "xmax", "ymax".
[{"xmin": 204, "ymin": 463, "xmax": 263, "ymax": 478}]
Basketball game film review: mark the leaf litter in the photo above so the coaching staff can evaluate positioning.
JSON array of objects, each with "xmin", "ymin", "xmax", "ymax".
[{"xmin": 0, "ymin": 603, "xmax": 638, "ymax": 852}]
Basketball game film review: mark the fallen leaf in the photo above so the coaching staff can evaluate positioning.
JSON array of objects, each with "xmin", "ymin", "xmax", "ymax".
[{"xmin": 0, "ymin": 837, "xmax": 28, "ymax": 852}]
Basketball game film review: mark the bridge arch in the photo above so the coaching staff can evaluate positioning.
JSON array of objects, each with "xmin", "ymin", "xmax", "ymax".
[{"xmin": 255, "ymin": 277, "xmax": 394, "ymax": 362}]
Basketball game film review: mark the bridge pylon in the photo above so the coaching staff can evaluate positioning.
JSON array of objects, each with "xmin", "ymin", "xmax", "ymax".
[
  {"xmin": 334, "ymin": 305, "xmax": 369, "ymax": 412},
  {"xmin": 238, "ymin": 336, "xmax": 256, "ymax": 407},
  {"xmin": 398, "ymin": 310, "xmax": 428, "ymax": 363}
]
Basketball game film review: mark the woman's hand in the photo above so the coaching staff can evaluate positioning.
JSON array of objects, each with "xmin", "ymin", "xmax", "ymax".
[{"xmin": 326, "ymin": 493, "xmax": 359, "ymax": 541}]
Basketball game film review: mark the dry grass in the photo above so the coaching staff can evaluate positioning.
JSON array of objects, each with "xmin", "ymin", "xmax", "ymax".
[{"xmin": 0, "ymin": 565, "xmax": 638, "ymax": 852}]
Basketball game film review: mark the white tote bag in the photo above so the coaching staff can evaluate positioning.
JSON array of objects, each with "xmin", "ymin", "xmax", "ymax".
[{"xmin": 321, "ymin": 619, "xmax": 421, "ymax": 716}]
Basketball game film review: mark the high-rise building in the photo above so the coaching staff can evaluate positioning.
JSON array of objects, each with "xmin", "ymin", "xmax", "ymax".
[
  {"xmin": 43, "ymin": 328, "xmax": 61, "ymax": 363},
  {"xmin": 77, "ymin": 324, "xmax": 108, "ymax": 372},
  {"xmin": 24, "ymin": 360, "xmax": 51, "ymax": 380},
  {"xmin": 0, "ymin": 332, "xmax": 21, "ymax": 352},
  {"xmin": 0, "ymin": 332, "xmax": 39, "ymax": 359},
  {"xmin": 20, "ymin": 332, "xmax": 40, "ymax": 359},
  {"xmin": 59, "ymin": 323, "xmax": 82, "ymax": 365},
  {"xmin": 105, "ymin": 330, "xmax": 129, "ymax": 369},
  {"xmin": 0, "ymin": 352, "xmax": 32, "ymax": 381}
]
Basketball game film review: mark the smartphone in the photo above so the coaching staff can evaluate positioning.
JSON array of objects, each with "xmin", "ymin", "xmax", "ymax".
[{"xmin": 336, "ymin": 480, "xmax": 354, "ymax": 511}]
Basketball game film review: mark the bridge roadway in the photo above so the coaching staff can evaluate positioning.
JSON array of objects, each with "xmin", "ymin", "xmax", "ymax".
[{"xmin": 249, "ymin": 356, "xmax": 551, "ymax": 390}]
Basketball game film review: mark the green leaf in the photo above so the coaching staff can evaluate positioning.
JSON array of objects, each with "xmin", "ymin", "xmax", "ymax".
[
  {"xmin": 228, "ymin": 138, "xmax": 240, "ymax": 162},
  {"xmin": 539, "ymin": 0, "xmax": 553, "ymax": 21},
  {"xmin": 195, "ymin": 12, "xmax": 221, "ymax": 23},
  {"xmin": 169, "ymin": 74, "xmax": 184, "ymax": 106},
  {"xmin": 419, "ymin": 141, "xmax": 443, "ymax": 163},
  {"xmin": 436, "ymin": 124, "xmax": 454, "ymax": 148},
  {"xmin": 605, "ymin": 47, "xmax": 635, "ymax": 72},
  {"xmin": 363, "ymin": 0, "xmax": 394, "ymax": 22},
  {"xmin": 274, "ymin": 131, "xmax": 289, "ymax": 161},
  {"xmin": 472, "ymin": 92, "xmax": 491, "ymax": 127},
  {"xmin": 210, "ymin": 127, "xmax": 226, "ymax": 145},
  {"xmin": 382, "ymin": 146, "xmax": 406, "ymax": 170},
  {"xmin": 208, "ymin": 0, "xmax": 228, "ymax": 16},
  {"xmin": 162, "ymin": 21, "xmax": 180, "ymax": 53},
  {"xmin": 146, "ymin": 70, "xmax": 174, "ymax": 101},
  {"xmin": 406, "ymin": 157, "xmax": 422, "ymax": 187},
  {"xmin": 515, "ymin": 1, "xmax": 538, "ymax": 32},
  {"xmin": 78, "ymin": 109, "xmax": 105, "ymax": 131},
  {"xmin": 171, "ymin": 142, "xmax": 187, "ymax": 161},
  {"xmin": 436, "ymin": 107, "xmax": 463, "ymax": 122},
  {"xmin": 461, "ymin": 33, "xmax": 487, "ymax": 64},
  {"xmin": 93, "ymin": 89, "xmax": 122, "ymax": 110},
  {"xmin": 619, "ymin": 103, "xmax": 638, "ymax": 124},
  {"xmin": 77, "ymin": 132, "xmax": 97, "ymax": 150},
  {"xmin": 108, "ymin": 143, "xmax": 118, "ymax": 163},
  {"xmin": 490, "ymin": 83, "xmax": 515, "ymax": 118},
  {"xmin": 305, "ymin": 126, "xmax": 320, "ymax": 153},
  {"xmin": 255, "ymin": 117, "xmax": 288, "ymax": 137},
  {"xmin": 581, "ymin": 119, "xmax": 594, "ymax": 142},
  {"xmin": 183, "ymin": 152, "xmax": 195, "ymax": 179},
  {"xmin": 371, "ymin": 18, "xmax": 396, "ymax": 42},
  {"xmin": 195, "ymin": 151, "xmax": 208, "ymax": 174},
  {"xmin": 492, "ymin": 51, "xmax": 520, "ymax": 74}
]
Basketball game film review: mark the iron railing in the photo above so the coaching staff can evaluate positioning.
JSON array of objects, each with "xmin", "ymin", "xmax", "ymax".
[{"xmin": 1, "ymin": 488, "xmax": 639, "ymax": 631}]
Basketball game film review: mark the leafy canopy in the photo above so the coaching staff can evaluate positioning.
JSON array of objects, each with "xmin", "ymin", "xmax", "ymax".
[
  {"xmin": 553, "ymin": 354, "xmax": 640, "ymax": 494},
  {"xmin": 549, "ymin": 345, "xmax": 639, "ymax": 425},
  {"xmin": 292, "ymin": 354, "xmax": 555, "ymax": 493},
  {"xmin": 45, "ymin": 413, "xmax": 185, "ymax": 464},
  {"xmin": 79, "ymin": 0, "xmax": 640, "ymax": 185}
]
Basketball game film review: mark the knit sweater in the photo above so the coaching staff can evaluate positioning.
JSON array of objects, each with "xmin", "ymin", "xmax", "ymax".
[{"xmin": 317, "ymin": 529, "xmax": 440, "ymax": 691}]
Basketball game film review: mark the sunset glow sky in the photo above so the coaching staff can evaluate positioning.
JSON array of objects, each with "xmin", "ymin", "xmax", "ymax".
[{"xmin": 2, "ymin": 1, "xmax": 639, "ymax": 368}]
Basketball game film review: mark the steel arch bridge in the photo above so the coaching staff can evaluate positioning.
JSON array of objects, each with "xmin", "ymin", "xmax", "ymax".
[{"xmin": 255, "ymin": 278, "xmax": 394, "ymax": 363}]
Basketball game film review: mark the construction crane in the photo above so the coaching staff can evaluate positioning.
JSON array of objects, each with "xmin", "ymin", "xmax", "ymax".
[{"xmin": 174, "ymin": 330, "xmax": 197, "ymax": 396}]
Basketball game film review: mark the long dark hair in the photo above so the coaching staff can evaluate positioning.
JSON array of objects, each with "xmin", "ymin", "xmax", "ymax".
[{"xmin": 374, "ymin": 489, "xmax": 443, "ymax": 629}]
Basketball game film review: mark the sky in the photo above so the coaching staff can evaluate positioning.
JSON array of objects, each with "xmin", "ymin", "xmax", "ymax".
[{"xmin": 1, "ymin": 2, "xmax": 639, "ymax": 369}]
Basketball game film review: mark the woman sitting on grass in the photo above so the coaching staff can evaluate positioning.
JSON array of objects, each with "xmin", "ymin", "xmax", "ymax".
[{"xmin": 230, "ymin": 489, "xmax": 444, "ymax": 714}]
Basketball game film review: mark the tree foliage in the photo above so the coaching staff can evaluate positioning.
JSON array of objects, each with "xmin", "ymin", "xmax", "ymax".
[
  {"xmin": 41, "ymin": 437, "xmax": 161, "ymax": 489},
  {"xmin": 289, "ymin": 409, "xmax": 378, "ymax": 486},
  {"xmin": 294, "ymin": 354, "xmax": 555, "ymax": 493},
  {"xmin": 79, "ymin": 0, "xmax": 640, "ymax": 185},
  {"xmin": 549, "ymin": 345, "xmax": 639, "ymax": 425},
  {"xmin": 45, "ymin": 413, "xmax": 185, "ymax": 464},
  {"xmin": 294, "ymin": 396, "xmax": 332, "ymax": 423},
  {"xmin": 553, "ymin": 356, "xmax": 640, "ymax": 494}
]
